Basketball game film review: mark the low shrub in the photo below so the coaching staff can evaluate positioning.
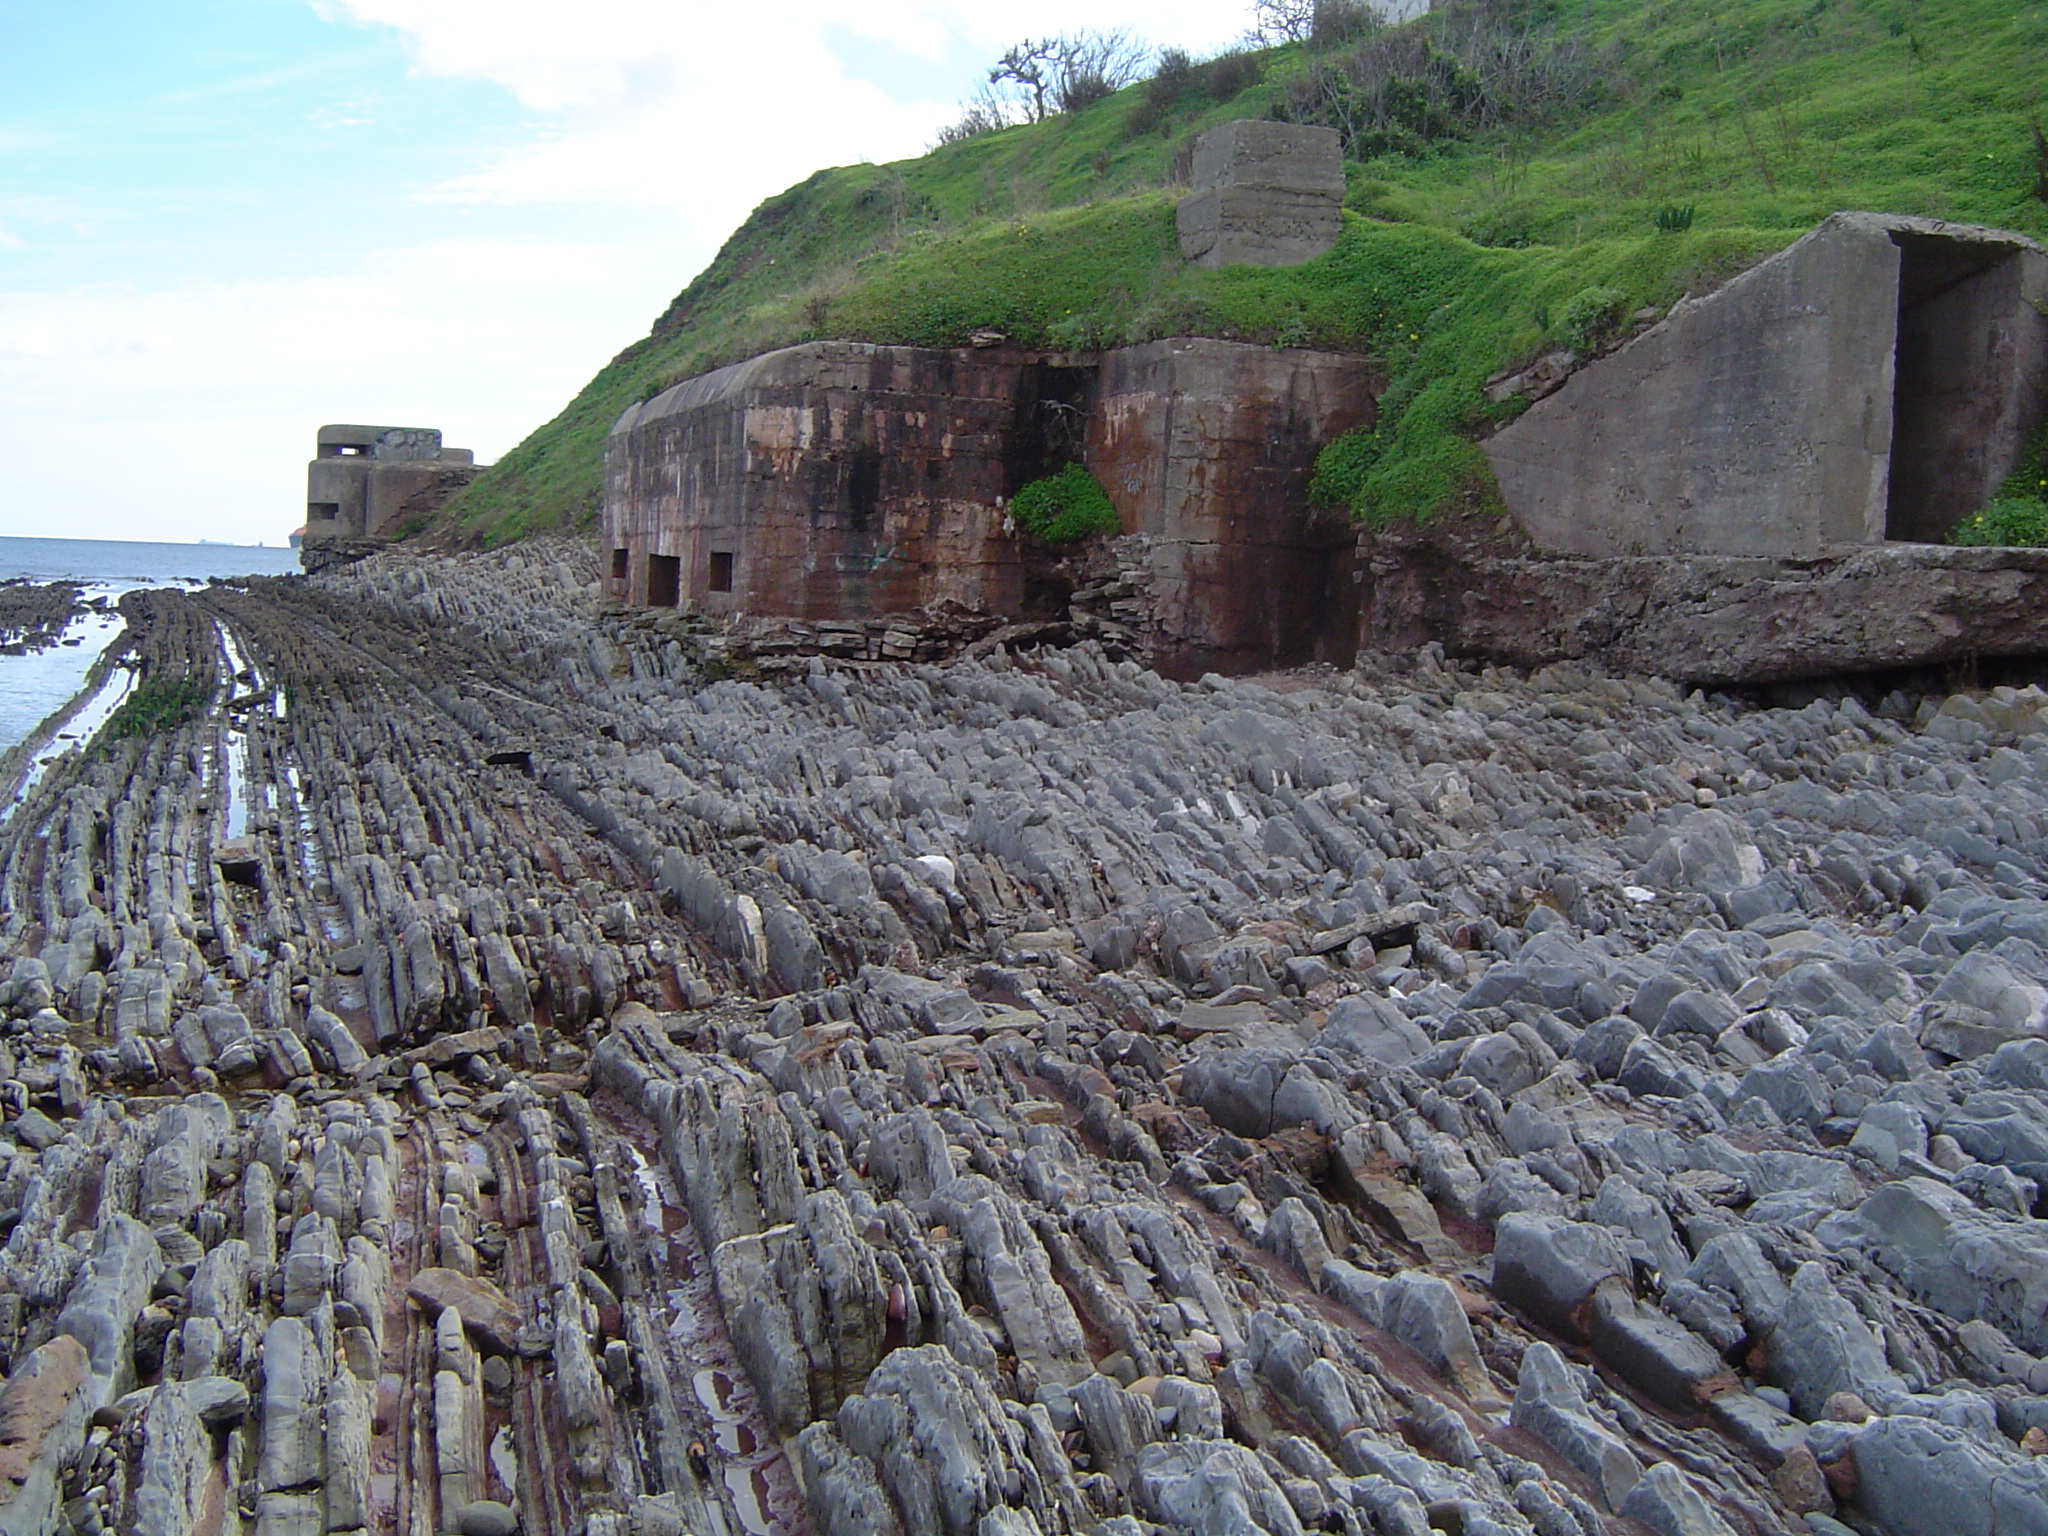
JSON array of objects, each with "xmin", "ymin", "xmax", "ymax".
[
  {"xmin": 1310, "ymin": 0, "xmax": 1379, "ymax": 50},
  {"xmin": 1463, "ymin": 208, "xmax": 1537, "ymax": 247},
  {"xmin": 1130, "ymin": 47, "xmax": 1265, "ymax": 135},
  {"xmin": 1558, "ymin": 284, "xmax": 1628, "ymax": 349},
  {"xmin": 1010, "ymin": 464, "xmax": 1122, "ymax": 543},
  {"xmin": 1277, "ymin": 0, "xmax": 1615, "ymax": 158},
  {"xmin": 1950, "ymin": 497, "xmax": 2048, "ymax": 546},
  {"xmin": 105, "ymin": 677, "xmax": 213, "ymax": 741}
]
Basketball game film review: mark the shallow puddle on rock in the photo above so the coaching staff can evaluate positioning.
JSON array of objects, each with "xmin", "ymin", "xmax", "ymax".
[
  {"xmin": 489, "ymin": 1424, "xmax": 519, "ymax": 1499},
  {"xmin": 1, "ymin": 642, "xmax": 133, "ymax": 824},
  {"xmin": 617, "ymin": 1123, "xmax": 804, "ymax": 1531},
  {"xmin": 692, "ymin": 1368, "xmax": 757, "ymax": 1455},
  {"xmin": 723, "ymin": 1465, "xmax": 777, "ymax": 1536}
]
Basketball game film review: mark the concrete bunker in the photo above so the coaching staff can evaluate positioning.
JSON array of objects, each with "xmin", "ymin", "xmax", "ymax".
[
  {"xmin": 602, "ymin": 337, "xmax": 1376, "ymax": 675},
  {"xmin": 604, "ymin": 343, "xmax": 1037, "ymax": 623},
  {"xmin": 1087, "ymin": 338, "xmax": 1374, "ymax": 672},
  {"xmin": 301, "ymin": 424, "xmax": 481, "ymax": 571},
  {"xmin": 1175, "ymin": 120, "xmax": 1345, "ymax": 271},
  {"xmin": 1484, "ymin": 214, "xmax": 2048, "ymax": 558}
]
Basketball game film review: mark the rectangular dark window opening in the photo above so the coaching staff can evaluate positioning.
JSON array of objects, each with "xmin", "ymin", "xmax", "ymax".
[
  {"xmin": 846, "ymin": 449, "xmax": 881, "ymax": 532},
  {"xmin": 708, "ymin": 550, "xmax": 735, "ymax": 593},
  {"xmin": 307, "ymin": 502, "xmax": 340, "ymax": 522},
  {"xmin": 610, "ymin": 547, "xmax": 629, "ymax": 580},
  {"xmin": 647, "ymin": 552, "xmax": 681, "ymax": 607}
]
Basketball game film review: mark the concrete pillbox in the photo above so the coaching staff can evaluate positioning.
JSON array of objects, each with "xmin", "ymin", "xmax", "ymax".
[{"xmin": 1176, "ymin": 121, "xmax": 1345, "ymax": 270}]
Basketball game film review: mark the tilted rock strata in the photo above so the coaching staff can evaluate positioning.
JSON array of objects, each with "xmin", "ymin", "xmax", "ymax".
[{"xmin": 2, "ymin": 540, "xmax": 2048, "ymax": 1534}]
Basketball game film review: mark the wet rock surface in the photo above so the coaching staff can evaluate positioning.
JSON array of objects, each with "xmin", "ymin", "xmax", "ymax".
[
  {"xmin": 0, "ymin": 581, "xmax": 87, "ymax": 657},
  {"xmin": 5, "ymin": 538, "xmax": 2048, "ymax": 1534}
]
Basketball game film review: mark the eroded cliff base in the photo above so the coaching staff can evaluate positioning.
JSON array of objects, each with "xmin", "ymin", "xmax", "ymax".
[{"xmin": 1355, "ymin": 509, "xmax": 2048, "ymax": 686}]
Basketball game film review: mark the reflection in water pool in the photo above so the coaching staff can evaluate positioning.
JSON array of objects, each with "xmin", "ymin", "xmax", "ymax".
[{"xmin": 0, "ymin": 606, "xmax": 128, "ymax": 755}]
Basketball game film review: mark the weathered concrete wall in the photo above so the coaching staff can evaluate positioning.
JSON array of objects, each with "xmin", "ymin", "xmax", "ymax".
[
  {"xmin": 317, "ymin": 424, "xmax": 447, "ymax": 462},
  {"xmin": 1089, "ymin": 338, "xmax": 1376, "ymax": 676},
  {"xmin": 304, "ymin": 425, "xmax": 479, "ymax": 552},
  {"xmin": 1484, "ymin": 213, "xmax": 2048, "ymax": 558},
  {"xmin": 603, "ymin": 338, "xmax": 1378, "ymax": 677},
  {"xmin": 1175, "ymin": 121, "xmax": 1344, "ymax": 271},
  {"xmin": 1485, "ymin": 216, "xmax": 1901, "ymax": 558},
  {"xmin": 604, "ymin": 343, "xmax": 1048, "ymax": 622}
]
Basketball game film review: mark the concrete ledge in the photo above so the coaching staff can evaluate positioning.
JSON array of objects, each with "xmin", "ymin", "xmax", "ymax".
[{"xmin": 1357, "ymin": 512, "xmax": 2048, "ymax": 684}]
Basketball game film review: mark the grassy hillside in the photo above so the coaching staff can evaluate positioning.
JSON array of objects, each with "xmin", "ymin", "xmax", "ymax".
[{"xmin": 439, "ymin": 0, "xmax": 2048, "ymax": 544}]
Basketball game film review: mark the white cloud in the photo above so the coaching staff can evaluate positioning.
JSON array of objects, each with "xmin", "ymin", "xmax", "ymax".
[
  {"xmin": 323, "ymin": 0, "xmax": 1252, "ymax": 222},
  {"xmin": 0, "ymin": 2, "xmax": 1259, "ymax": 545},
  {"xmin": 0, "ymin": 231, "xmax": 690, "ymax": 544}
]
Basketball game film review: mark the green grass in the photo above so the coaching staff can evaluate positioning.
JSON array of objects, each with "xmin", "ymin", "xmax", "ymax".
[
  {"xmin": 1951, "ymin": 497, "xmax": 2048, "ymax": 545},
  {"xmin": 1950, "ymin": 424, "xmax": 2048, "ymax": 545},
  {"xmin": 438, "ymin": 0, "xmax": 2048, "ymax": 543},
  {"xmin": 105, "ymin": 678, "xmax": 214, "ymax": 742}
]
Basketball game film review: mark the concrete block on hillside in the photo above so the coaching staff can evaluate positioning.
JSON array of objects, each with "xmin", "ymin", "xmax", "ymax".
[{"xmin": 1177, "ymin": 120, "xmax": 1344, "ymax": 269}]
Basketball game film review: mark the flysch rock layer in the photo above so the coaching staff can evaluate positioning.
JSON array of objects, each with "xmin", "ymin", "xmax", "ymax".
[{"xmin": 6, "ymin": 537, "xmax": 2048, "ymax": 1535}]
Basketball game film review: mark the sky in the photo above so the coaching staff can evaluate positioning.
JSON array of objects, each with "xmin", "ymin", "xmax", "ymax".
[{"xmin": 0, "ymin": 0, "xmax": 1251, "ymax": 546}]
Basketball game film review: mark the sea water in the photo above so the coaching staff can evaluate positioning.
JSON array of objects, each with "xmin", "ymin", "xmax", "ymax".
[
  {"xmin": 0, "ymin": 536, "xmax": 302, "ymax": 756},
  {"xmin": 0, "ymin": 535, "xmax": 302, "ymax": 586}
]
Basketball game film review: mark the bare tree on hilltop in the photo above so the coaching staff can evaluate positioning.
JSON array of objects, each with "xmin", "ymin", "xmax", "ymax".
[
  {"xmin": 990, "ymin": 31, "xmax": 1153, "ymax": 119},
  {"xmin": 1249, "ymin": 0, "xmax": 1384, "ymax": 46},
  {"xmin": 937, "ymin": 29, "xmax": 1152, "ymax": 141}
]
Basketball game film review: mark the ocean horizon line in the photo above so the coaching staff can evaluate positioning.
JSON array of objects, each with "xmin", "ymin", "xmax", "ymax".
[{"xmin": 1, "ymin": 533, "xmax": 286, "ymax": 551}]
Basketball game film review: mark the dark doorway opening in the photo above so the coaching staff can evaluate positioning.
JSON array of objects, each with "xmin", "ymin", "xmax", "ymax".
[
  {"xmin": 1004, "ymin": 363, "xmax": 1097, "ymax": 496},
  {"xmin": 708, "ymin": 550, "xmax": 735, "ymax": 593},
  {"xmin": 845, "ymin": 451, "xmax": 881, "ymax": 532},
  {"xmin": 610, "ymin": 547, "xmax": 628, "ymax": 580},
  {"xmin": 647, "ymin": 552, "xmax": 681, "ymax": 607},
  {"xmin": 1885, "ymin": 233, "xmax": 2032, "ymax": 542}
]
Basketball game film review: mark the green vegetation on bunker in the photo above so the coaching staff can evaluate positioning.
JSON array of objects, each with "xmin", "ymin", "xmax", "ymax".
[{"xmin": 440, "ymin": 0, "xmax": 2048, "ymax": 545}]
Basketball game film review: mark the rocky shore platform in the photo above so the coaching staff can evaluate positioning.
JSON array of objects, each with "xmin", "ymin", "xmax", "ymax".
[
  {"xmin": 5, "ymin": 538, "xmax": 2048, "ymax": 1536},
  {"xmin": 0, "ymin": 579, "xmax": 88, "ymax": 656}
]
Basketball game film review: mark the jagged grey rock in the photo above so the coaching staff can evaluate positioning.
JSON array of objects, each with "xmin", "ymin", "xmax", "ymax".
[
  {"xmin": 9, "ymin": 546, "xmax": 2048, "ymax": 1536},
  {"xmin": 1511, "ymin": 1342, "xmax": 1642, "ymax": 1510}
]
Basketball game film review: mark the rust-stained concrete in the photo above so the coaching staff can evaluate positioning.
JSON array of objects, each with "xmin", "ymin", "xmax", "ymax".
[
  {"xmin": 602, "ymin": 337, "xmax": 1377, "ymax": 676},
  {"xmin": 1089, "ymin": 338, "xmax": 1377, "ymax": 676},
  {"xmin": 603, "ymin": 343, "xmax": 1067, "ymax": 623}
]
